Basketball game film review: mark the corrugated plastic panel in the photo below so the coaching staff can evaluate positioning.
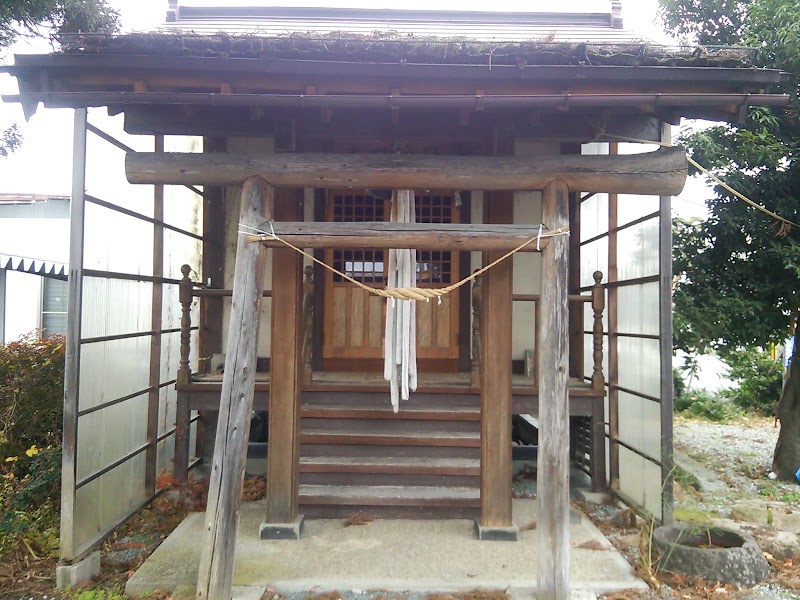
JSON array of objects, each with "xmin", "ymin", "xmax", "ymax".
[{"xmin": 616, "ymin": 217, "xmax": 659, "ymax": 281}]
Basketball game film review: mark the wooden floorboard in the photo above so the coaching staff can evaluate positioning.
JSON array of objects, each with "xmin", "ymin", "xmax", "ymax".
[
  {"xmin": 300, "ymin": 430, "xmax": 481, "ymax": 447},
  {"xmin": 299, "ymin": 456, "xmax": 480, "ymax": 475},
  {"xmin": 300, "ymin": 405, "xmax": 481, "ymax": 420},
  {"xmin": 299, "ymin": 484, "xmax": 481, "ymax": 506}
]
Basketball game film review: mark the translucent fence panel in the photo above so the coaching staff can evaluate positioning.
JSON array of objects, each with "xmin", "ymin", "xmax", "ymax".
[
  {"xmin": 580, "ymin": 193, "xmax": 609, "ymax": 241},
  {"xmin": 617, "ymin": 282, "xmax": 660, "ymax": 337},
  {"xmin": 617, "ymin": 194, "xmax": 660, "ymax": 227},
  {"xmin": 578, "ymin": 140, "xmax": 670, "ymax": 521},
  {"xmin": 617, "ymin": 218, "xmax": 660, "ymax": 281},
  {"xmin": 580, "ymin": 237, "xmax": 608, "ymax": 288},
  {"xmin": 62, "ymin": 111, "xmax": 203, "ymax": 562},
  {"xmin": 619, "ymin": 447, "xmax": 663, "ymax": 516},
  {"xmin": 617, "ymin": 337, "xmax": 661, "ymax": 399},
  {"xmin": 80, "ymin": 277, "xmax": 152, "ymax": 339},
  {"xmin": 83, "ymin": 199, "xmax": 155, "ymax": 276}
]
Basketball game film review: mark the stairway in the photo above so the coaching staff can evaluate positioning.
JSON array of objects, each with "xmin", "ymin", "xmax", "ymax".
[{"xmin": 299, "ymin": 391, "xmax": 481, "ymax": 519}]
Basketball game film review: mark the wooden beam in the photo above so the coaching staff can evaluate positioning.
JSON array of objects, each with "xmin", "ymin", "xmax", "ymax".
[
  {"xmin": 250, "ymin": 222, "xmax": 552, "ymax": 252},
  {"xmin": 478, "ymin": 192, "xmax": 514, "ymax": 533},
  {"xmin": 123, "ymin": 106, "xmax": 664, "ymax": 145},
  {"xmin": 196, "ymin": 176, "xmax": 272, "ymax": 600},
  {"xmin": 126, "ymin": 147, "xmax": 687, "ymax": 196},
  {"xmin": 537, "ymin": 180, "xmax": 571, "ymax": 599},
  {"xmin": 263, "ymin": 188, "xmax": 304, "ymax": 529}
]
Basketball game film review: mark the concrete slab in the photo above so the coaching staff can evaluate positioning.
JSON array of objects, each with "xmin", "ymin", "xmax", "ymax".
[
  {"xmin": 674, "ymin": 450, "xmax": 728, "ymax": 493},
  {"xmin": 56, "ymin": 550, "xmax": 101, "ymax": 588},
  {"xmin": 125, "ymin": 499, "xmax": 646, "ymax": 598}
]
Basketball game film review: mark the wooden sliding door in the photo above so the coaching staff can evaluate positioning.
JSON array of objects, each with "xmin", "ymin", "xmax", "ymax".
[{"xmin": 322, "ymin": 190, "xmax": 460, "ymax": 371}]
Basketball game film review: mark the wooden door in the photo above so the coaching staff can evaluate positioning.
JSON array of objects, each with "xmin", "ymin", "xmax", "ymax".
[{"xmin": 322, "ymin": 190, "xmax": 460, "ymax": 371}]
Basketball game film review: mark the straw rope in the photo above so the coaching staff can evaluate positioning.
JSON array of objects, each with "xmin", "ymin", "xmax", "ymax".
[{"xmin": 240, "ymin": 223, "xmax": 570, "ymax": 302}]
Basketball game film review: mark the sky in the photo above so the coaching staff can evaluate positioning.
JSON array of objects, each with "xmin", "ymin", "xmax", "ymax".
[{"xmin": 0, "ymin": 0, "xmax": 708, "ymax": 215}]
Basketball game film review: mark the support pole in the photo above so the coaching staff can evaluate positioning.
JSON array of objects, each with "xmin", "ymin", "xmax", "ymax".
[
  {"xmin": 60, "ymin": 108, "xmax": 87, "ymax": 564},
  {"xmin": 261, "ymin": 188, "xmax": 304, "ymax": 539},
  {"xmin": 475, "ymin": 192, "xmax": 517, "ymax": 541},
  {"xmin": 537, "ymin": 180, "xmax": 571, "ymax": 599},
  {"xmin": 146, "ymin": 134, "xmax": 165, "ymax": 496},
  {"xmin": 196, "ymin": 176, "xmax": 272, "ymax": 600}
]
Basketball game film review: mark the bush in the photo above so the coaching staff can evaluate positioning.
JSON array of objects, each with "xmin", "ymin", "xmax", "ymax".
[
  {"xmin": 722, "ymin": 348, "xmax": 782, "ymax": 416},
  {"xmin": 676, "ymin": 388, "xmax": 742, "ymax": 421},
  {"xmin": 0, "ymin": 445, "xmax": 61, "ymax": 557},
  {"xmin": 0, "ymin": 333, "xmax": 65, "ymax": 557},
  {"xmin": 0, "ymin": 332, "xmax": 65, "ymax": 458}
]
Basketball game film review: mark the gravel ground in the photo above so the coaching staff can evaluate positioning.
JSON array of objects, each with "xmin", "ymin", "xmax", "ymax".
[{"xmin": 674, "ymin": 416, "xmax": 781, "ymax": 492}]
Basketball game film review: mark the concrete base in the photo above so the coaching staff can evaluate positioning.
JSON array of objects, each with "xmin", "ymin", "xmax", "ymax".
[
  {"xmin": 259, "ymin": 514, "xmax": 304, "ymax": 540},
  {"xmin": 125, "ymin": 498, "xmax": 647, "ymax": 598},
  {"xmin": 474, "ymin": 520, "xmax": 520, "ymax": 541},
  {"xmin": 56, "ymin": 551, "xmax": 101, "ymax": 588},
  {"xmin": 574, "ymin": 489, "xmax": 612, "ymax": 506}
]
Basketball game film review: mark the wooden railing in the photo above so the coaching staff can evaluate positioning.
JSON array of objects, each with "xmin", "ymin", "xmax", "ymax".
[
  {"xmin": 470, "ymin": 270, "xmax": 606, "ymax": 390},
  {"xmin": 178, "ymin": 262, "xmax": 603, "ymax": 389},
  {"xmin": 178, "ymin": 264, "xmax": 315, "ymax": 384}
]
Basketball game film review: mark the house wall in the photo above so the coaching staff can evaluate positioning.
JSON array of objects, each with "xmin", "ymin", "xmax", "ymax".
[
  {"xmin": 0, "ymin": 207, "xmax": 70, "ymax": 343},
  {"xmin": 2, "ymin": 271, "xmax": 42, "ymax": 342}
]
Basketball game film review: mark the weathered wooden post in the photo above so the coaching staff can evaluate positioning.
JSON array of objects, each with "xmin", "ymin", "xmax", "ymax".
[
  {"xmin": 196, "ymin": 176, "xmax": 272, "ymax": 600},
  {"xmin": 537, "ymin": 179, "xmax": 570, "ymax": 599}
]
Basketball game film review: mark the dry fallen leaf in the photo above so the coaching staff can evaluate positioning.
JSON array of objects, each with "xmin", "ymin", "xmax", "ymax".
[
  {"xmin": 575, "ymin": 539, "xmax": 609, "ymax": 551},
  {"xmin": 342, "ymin": 512, "xmax": 374, "ymax": 527}
]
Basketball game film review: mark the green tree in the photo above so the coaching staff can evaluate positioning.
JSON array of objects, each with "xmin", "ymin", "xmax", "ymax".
[
  {"xmin": 0, "ymin": 0, "xmax": 119, "ymax": 48},
  {"xmin": 662, "ymin": 0, "xmax": 800, "ymax": 479},
  {"xmin": 0, "ymin": 124, "xmax": 21, "ymax": 157},
  {"xmin": 0, "ymin": 0, "xmax": 119, "ymax": 156}
]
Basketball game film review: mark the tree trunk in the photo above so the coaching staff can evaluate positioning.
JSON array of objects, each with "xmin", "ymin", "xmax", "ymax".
[{"xmin": 773, "ymin": 318, "xmax": 800, "ymax": 480}]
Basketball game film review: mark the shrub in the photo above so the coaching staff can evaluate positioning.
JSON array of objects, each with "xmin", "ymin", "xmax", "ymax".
[
  {"xmin": 676, "ymin": 388, "xmax": 742, "ymax": 422},
  {"xmin": 0, "ymin": 444, "xmax": 61, "ymax": 557},
  {"xmin": 0, "ymin": 332, "xmax": 65, "ymax": 458},
  {"xmin": 722, "ymin": 347, "xmax": 782, "ymax": 416},
  {"xmin": 0, "ymin": 333, "xmax": 65, "ymax": 557}
]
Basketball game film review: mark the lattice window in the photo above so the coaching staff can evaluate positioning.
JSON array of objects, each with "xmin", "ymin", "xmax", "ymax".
[
  {"xmin": 329, "ymin": 192, "xmax": 455, "ymax": 284},
  {"xmin": 331, "ymin": 193, "xmax": 385, "ymax": 283},
  {"xmin": 416, "ymin": 194, "xmax": 454, "ymax": 284}
]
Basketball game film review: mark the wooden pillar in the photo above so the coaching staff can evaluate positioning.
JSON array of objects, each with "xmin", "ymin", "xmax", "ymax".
[
  {"xmin": 146, "ymin": 135, "xmax": 165, "ymax": 495},
  {"xmin": 196, "ymin": 176, "xmax": 272, "ymax": 600},
  {"xmin": 262, "ymin": 188, "xmax": 305, "ymax": 537},
  {"xmin": 537, "ymin": 180, "xmax": 571, "ymax": 599},
  {"xmin": 200, "ymin": 137, "xmax": 227, "ymax": 366},
  {"xmin": 476, "ymin": 191, "xmax": 517, "ymax": 540}
]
